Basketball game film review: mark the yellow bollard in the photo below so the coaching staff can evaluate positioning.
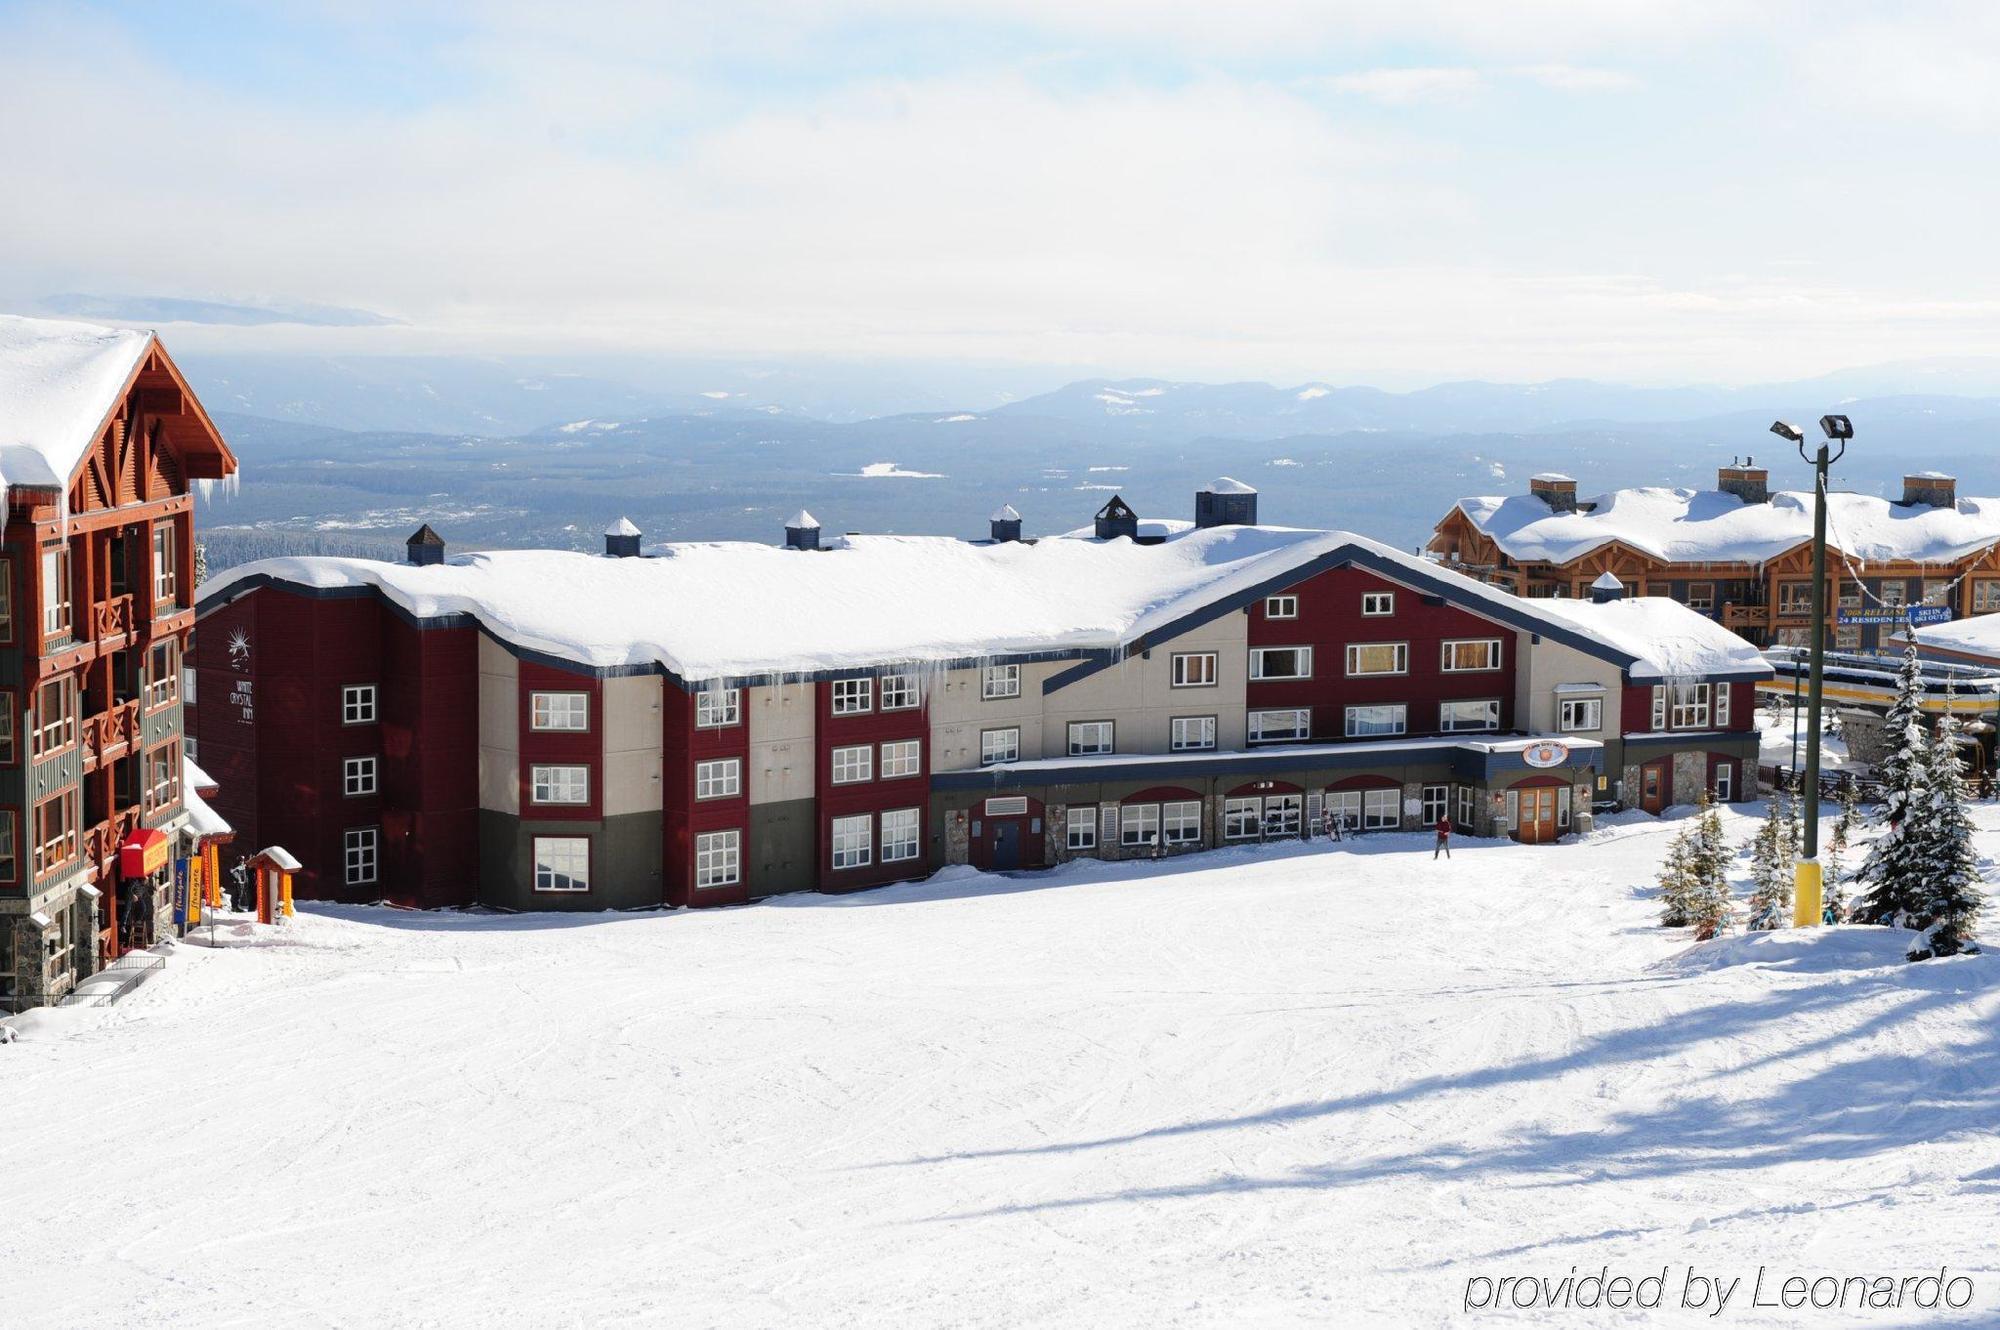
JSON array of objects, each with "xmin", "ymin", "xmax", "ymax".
[
  {"xmin": 281, "ymin": 871, "xmax": 294, "ymax": 919},
  {"xmin": 1794, "ymin": 858, "xmax": 1823, "ymax": 927}
]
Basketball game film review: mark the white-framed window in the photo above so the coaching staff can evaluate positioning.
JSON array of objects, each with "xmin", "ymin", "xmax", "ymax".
[
  {"xmin": 1065, "ymin": 805, "xmax": 1097, "ymax": 851},
  {"xmin": 880, "ymin": 672, "xmax": 920, "ymax": 711},
  {"xmin": 1714, "ymin": 682, "xmax": 1732, "ymax": 726},
  {"xmin": 1264, "ymin": 595, "xmax": 1300, "ymax": 619},
  {"xmin": 1329, "ymin": 788, "xmax": 1400, "ymax": 831},
  {"xmin": 342, "ymin": 683, "xmax": 378, "ymax": 725},
  {"xmin": 1361, "ymin": 591, "xmax": 1395, "ymax": 616},
  {"xmin": 1170, "ymin": 715, "xmax": 1216, "ymax": 751},
  {"xmin": 1714, "ymin": 762, "xmax": 1734, "ymax": 802},
  {"xmin": 1975, "ymin": 578, "xmax": 2000, "ymax": 613},
  {"xmin": 345, "ymin": 827, "xmax": 380, "ymax": 886},
  {"xmin": 831, "ymin": 813, "xmax": 872, "ymax": 869},
  {"xmin": 41, "ymin": 546, "xmax": 70, "ymax": 640},
  {"xmin": 531, "ymin": 764, "xmax": 590, "ymax": 805},
  {"xmin": 830, "ymin": 744, "xmax": 874, "ymax": 785},
  {"xmin": 695, "ymin": 829, "xmax": 740, "ymax": 888},
  {"xmin": 1345, "ymin": 704, "xmax": 1407, "ymax": 737},
  {"xmin": 1441, "ymin": 639, "xmax": 1503, "ymax": 672},
  {"xmin": 695, "ymin": 688, "xmax": 740, "ymax": 728},
  {"xmin": 980, "ymin": 727, "xmax": 1019, "ymax": 765},
  {"xmin": 1248, "ymin": 708, "xmax": 1310, "ymax": 743},
  {"xmin": 1439, "ymin": 698, "xmax": 1501, "ymax": 733},
  {"xmin": 343, "ymin": 755, "xmax": 378, "ymax": 797},
  {"xmin": 1345, "ymin": 642, "xmax": 1408, "ymax": 676},
  {"xmin": 695, "ymin": 758, "xmax": 741, "ymax": 800},
  {"xmin": 532, "ymin": 835, "xmax": 588, "ymax": 892},
  {"xmin": 1224, "ymin": 798, "xmax": 1261, "ymax": 839},
  {"xmin": 531, "ymin": 690, "xmax": 589, "ymax": 731},
  {"xmin": 32, "ymin": 675, "xmax": 76, "ymax": 758},
  {"xmin": 1656, "ymin": 683, "xmax": 1711, "ymax": 730},
  {"xmin": 152, "ymin": 523, "xmax": 178, "ymax": 606},
  {"xmin": 1457, "ymin": 785, "xmax": 1477, "ymax": 828},
  {"xmin": 1171, "ymin": 652, "xmax": 1218, "ymax": 687},
  {"xmin": 1686, "ymin": 582, "xmax": 1715, "ymax": 611},
  {"xmin": 831, "ymin": 678, "xmax": 873, "ymax": 714},
  {"xmin": 881, "ymin": 808, "xmax": 921, "ymax": 863},
  {"xmin": 880, "ymin": 738, "xmax": 921, "ymax": 779},
  {"xmin": 1250, "ymin": 646, "xmax": 1312, "ymax": 680},
  {"xmin": 1119, "ymin": 803, "xmax": 1160, "ymax": 847},
  {"xmin": 1162, "ymin": 800, "xmax": 1202, "ymax": 846},
  {"xmin": 1067, "ymin": 720, "xmax": 1113, "ymax": 755},
  {"xmin": 145, "ymin": 639, "xmax": 180, "ymax": 709},
  {"xmin": 183, "ymin": 666, "xmax": 197, "ymax": 706},
  {"xmin": 1558, "ymin": 697, "xmax": 1603, "ymax": 732},
  {"xmin": 982, "ymin": 665, "xmax": 1021, "ymax": 699},
  {"xmin": 1421, "ymin": 784, "xmax": 1450, "ymax": 825}
]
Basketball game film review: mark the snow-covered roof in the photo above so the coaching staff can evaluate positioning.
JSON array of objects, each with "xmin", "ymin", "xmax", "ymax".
[
  {"xmin": 1591, "ymin": 571, "xmax": 1623, "ymax": 590},
  {"xmin": 1528, "ymin": 595, "xmax": 1772, "ymax": 681},
  {"xmin": 257, "ymin": 846, "xmax": 303, "ymax": 872},
  {"xmin": 200, "ymin": 520, "xmax": 1745, "ymax": 685},
  {"xmin": 785, "ymin": 509, "xmax": 819, "ymax": 530},
  {"xmin": 604, "ymin": 516, "xmax": 641, "ymax": 537},
  {"xmin": 1203, "ymin": 477, "xmax": 1257, "ymax": 495},
  {"xmin": 1455, "ymin": 485, "xmax": 2000, "ymax": 567},
  {"xmin": 0, "ymin": 314, "xmax": 153, "ymax": 498},
  {"xmin": 1530, "ymin": 472, "xmax": 1576, "ymax": 483},
  {"xmin": 185, "ymin": 755, "xmax": 220, "ymax": 794},
  {"xmin": 989, "ymin": 504, "xmax": 1022, "ymax": 522},
  {"xmin": 183, "ymin": 756, "xmax": 231, "ymax": 839},
  {"xmin": 1910, "ymin": 613, "xmax": 2000, "ymax": 661}
]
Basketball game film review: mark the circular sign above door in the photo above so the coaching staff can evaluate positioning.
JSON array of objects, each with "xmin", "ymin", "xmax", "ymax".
[{"xmin": 1522, "ymin": 740, "xmax": 1572, "ymax": 769}]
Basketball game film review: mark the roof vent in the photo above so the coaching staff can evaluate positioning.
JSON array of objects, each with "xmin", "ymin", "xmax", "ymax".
[
  {"xmin": 989, "ymin": 504, "xmax": 1022, "ymax": 543},
  {"xmin": 604, "ymin": 516, "xmax": 642, "ymax": 558},
  {"xmin": 784, "ymin": 509, "xmax": 821, "ymax": 551},
  {"xmin": 406, "ymin": 524, "xmax": 445, "ymax": 567},
  {"xmin": 1589, "ymin": 571, "xmax": 1625, "ymax": 604},
  {"xmin": 1717, "ymin": 459, "xmax": 1769, "ymax": 504},
  {"xmin": 1903, "ymin": 472, "xmax": 1957, "ymax": 508},
  {"xmin": 1093, "ymin": 495, "xmax": 1138, "ymax": 541},
  {"xmin": 1195, "ymin": 477, "xmax": 1258, "ymax": 528},
  {"xmin": 1529, "ymin": 473, "xmax": 1578, "ymax": 513}
]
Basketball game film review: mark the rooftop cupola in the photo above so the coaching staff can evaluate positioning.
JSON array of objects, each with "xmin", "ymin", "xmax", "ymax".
[
  {"xmin": 1717, "ymin": 459, "xmax": 1769, "ymax": 504},
  {"xmin": 1589, "ymin": 571, "xmax": 1625, "ymax": 603},
  {"xmin": 784, "ymin": 509, "xmax": 821, "ymax": 551},
  {"xmin": 406, "ymin": 524, "xmax": 445, "ymax": 567},
  {"xmin": 1093, "ymin": 494, "xmax": 1138, "ymax": 541},
  {"xmin": 1903, "ymin": 472, "xmax": 1957, "ymax": 508},
  {"xmin": 989, "ymin": 504, "xmax": 1022, "ymax": 543},
  {"xmin": 1529, "ymin": 473, "xmax": 1579, "ymax": 513},
  {"xmin": 604, "ymin": 516, "xmax": 642, "ymax": 558},
  {"xmin": 1195, "ymin": 477, "xmax": 1258, "ymax": 528}
]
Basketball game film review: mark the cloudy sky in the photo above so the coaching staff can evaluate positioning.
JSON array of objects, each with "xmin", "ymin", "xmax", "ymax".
[{"xmin": 5, "ymin": 1, "xmax": 2000, "ymax": 387}]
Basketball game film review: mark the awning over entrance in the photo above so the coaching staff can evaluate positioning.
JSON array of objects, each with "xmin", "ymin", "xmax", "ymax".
[{"xmin": 119, "ymin": 828, "xmax": 170, "ymax": 879}]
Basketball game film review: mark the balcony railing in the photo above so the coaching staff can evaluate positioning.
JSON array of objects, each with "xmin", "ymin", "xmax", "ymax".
[
  {"xmin": 80, "ymin": 700, "xmax": 142, "ymax": 771},
  {"xmin": 92, "ymin": 594, "xmax": 136, "ymax": 643},
  {"xmin": 1721, "ymin": 602, "xmax": 1771, "ymax": 629}
]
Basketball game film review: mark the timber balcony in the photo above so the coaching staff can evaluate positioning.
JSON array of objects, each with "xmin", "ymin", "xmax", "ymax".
[
  {"xmin": 82, "ymin": 807, "xmax": 145, "ymax": 882},
  {"xmin": 92, "ymin": 594, "xmax": 138, "ymax": 649},
  {"xmin": 80, "ymin": 700, "xmax": 142, "ymax": 773},
  {"xmin": 1720, "ymin": 602, "xmax": 1771, "ymax": 630}
]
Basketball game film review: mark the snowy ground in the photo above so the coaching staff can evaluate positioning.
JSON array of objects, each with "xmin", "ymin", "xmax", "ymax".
[
  {"xmin": 7, "ymin": 805, "xmax": 2000, "ymax": 1328},
  {"xmin": 1758, "ymin": 707, "xmax": 1853, "ymax": 772}
]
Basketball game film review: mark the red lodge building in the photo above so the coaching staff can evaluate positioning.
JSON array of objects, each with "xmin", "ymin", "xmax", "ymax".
[{"xmin": 192, "ymin": 483, "xmax": 1770, "ymax": 913}]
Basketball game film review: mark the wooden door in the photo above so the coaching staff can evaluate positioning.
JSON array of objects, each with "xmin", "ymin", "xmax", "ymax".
[
  {"xmin": 1517, "ymin": 788, "xmax": 1558, "ymax": 843},
  {"xmin": 1641, "ymin": 761, "xmax": 1668, "ymax": 815}
]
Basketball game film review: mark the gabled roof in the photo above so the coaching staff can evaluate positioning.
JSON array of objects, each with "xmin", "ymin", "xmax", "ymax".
[
  {"xmin": 1527, "ymin": 596, "xmax": 1772, "ymax": 681},
  {"xmin": 0, "ymin": 314, "xmax": 153, "ymax": 497},
  {"xmin": 1456, "ymin": 485, "xmax": 2000, "ymax": 567}
]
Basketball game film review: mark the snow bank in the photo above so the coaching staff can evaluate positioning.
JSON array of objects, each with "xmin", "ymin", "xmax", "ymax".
[
  {"xmin": 0, "ymin": 314, "xmax": 152, "ymax": 502},
  {"xmin": 1655, "ymin": 925, "xmax": 1934, "ymax": 975},
  {"xmin": 1528, "ymin": 595, "xmax": 1771, "ymax": 680},
  {"xmin": 1460, "ymin": 485, "xmax": 2000, "ymax": 566}
]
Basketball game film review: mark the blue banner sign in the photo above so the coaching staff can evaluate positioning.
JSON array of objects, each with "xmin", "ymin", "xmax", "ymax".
[{"xmin": 1836, "ymin": 606, "xmax": 1953, "ymax": 626}]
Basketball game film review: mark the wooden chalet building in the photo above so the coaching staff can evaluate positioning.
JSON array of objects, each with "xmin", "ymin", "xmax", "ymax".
[
  {"xmin": 0, "ymin": 315, "xmax": 237, "ymax": 1010},
  {"xmin": 191, "ymin": 483, "xmax": 1768, "ymax": 913},
  {"xmin": 1429, "ymin": 465, "xmax": 2000, "ymax": 652}
]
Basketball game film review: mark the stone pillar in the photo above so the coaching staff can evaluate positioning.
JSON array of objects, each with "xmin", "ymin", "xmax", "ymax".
[
  {"xmin": 944, "ymin": 807, "xmax": 970, "ymax": 866},
  {"xmin": 1401, "ymin": 781, "xmax": 1424, "ymax": 831}
]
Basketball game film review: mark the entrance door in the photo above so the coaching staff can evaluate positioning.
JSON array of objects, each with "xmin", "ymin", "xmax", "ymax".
[
  {"xmin": 1640, "ymin": 761, "xmax": 1668, "ymax": 815},
  {"xmin": 1517, "ymin": 788, "xmax": 1558, "ymax": 844},
  {"xmin": 992, "ymin": 821, "xmax": 1022, "ymax": 870}
]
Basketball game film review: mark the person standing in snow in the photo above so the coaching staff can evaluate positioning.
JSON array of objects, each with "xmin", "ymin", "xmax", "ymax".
[{"xmin": 1433, "ymin": 814, "xmax": 1452, "ymax": 860}]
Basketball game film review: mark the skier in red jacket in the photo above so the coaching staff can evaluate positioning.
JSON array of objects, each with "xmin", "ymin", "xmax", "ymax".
[{"xmin": 1433, "ymin": 814, "xmax": 1453, "ymax": 860}]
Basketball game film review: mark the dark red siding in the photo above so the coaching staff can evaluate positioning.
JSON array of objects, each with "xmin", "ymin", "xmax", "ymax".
[
  {"xmin": 517, "ymin": 664, "xmax": 602, "ymax": 821},
  {"xmin": 815, "ymin": 680, "xmax": 929, "ymax": 892},
  {"xmin": 662, "ymin": 685, "xmax": 750, "ymax": 908}
]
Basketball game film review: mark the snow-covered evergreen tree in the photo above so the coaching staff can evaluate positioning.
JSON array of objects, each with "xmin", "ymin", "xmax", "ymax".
[
  {"xmin": 1822, "ymin": 779, "xmax": 1859, "ymax": 923},
  {"xmin": 1855, "ymin": 644, "xmax": 1930, "ymax": 927},
  {"xmin": 194, "ymin": 539, "xmax": 210, "ymax": 588},
  {"xmin": 1745, "ymin": 778, "xmax": 1795, "ymax": 930},
  {"xmin": 1684, "ymin": 793, "xmax": 1735, "ymax": 940},
  {"xmin": 1905, "ymin": 711, "xmax": 1985, "ymax": 960},
  {"xmin": 1657, "ymin": 825, "xmax": 1698, "ymax": 927}
]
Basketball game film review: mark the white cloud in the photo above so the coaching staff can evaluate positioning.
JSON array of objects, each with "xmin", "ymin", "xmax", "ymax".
[
  {"xmin": 1319, "ymin": 67, "xmax": 1485, "ymax": 105},
  {"xmin": 1510, "ymin": 63, "xmax": 1642, "ymax": 92}
]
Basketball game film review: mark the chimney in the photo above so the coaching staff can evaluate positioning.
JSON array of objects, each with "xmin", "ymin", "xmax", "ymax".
[
  {"xmin": 1589, "ymin": 571, "xmax": 1625, "ymax": 604},
  {"xmin": 1717, "ymin": 458, "xmax": 1769, "ymax": 504},
  {"xmin": 1093, "ymin": 494, "xmax": 1138, "ymax": 541},
  {"xmin": 1903, "ymin": 472, "xmax": 1957, "ymax": 508},
  {"xmin": 989, "ymin": 504, "xmax": 1022, "ymax": 543},
  {"xmin": 604, "ymin": 516, "xmax": 642, "ymax": 558},
  {"xmin": 784, "ymin": 508, "xmax": 821, "ymax": 551},
  {"xmin": 406, "ymin": 524, "xmax": 445, "ymax": 567},
  {"xmin": 1195, "ymin": 477, "xmax": 1258, "ymax": 528},
  {"xmin": 1529, "ymin": 473, "xmax": 1579, "ymax": 513}
]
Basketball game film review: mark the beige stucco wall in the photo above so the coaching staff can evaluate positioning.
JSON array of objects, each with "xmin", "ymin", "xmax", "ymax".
[
  {"xmin": 1041, "ymin": 612, "xmax": 1251, "ymax": 752},
  {"xmin": 928, "ymin": 661, "xmax": 1063, "ymax": 770},
  {"xmin": 1514, "ymin": 631, "xmax": 1620, "ymax": 734},
  {"xmin": 476, "ymin": 635, "xmax": 519, "ymax": 814},
  {"xmin": 601, "ymin": 674, "xmax": 664, "ymax": 816},
  {"xmin": 749, "ymin": 682, "xmax": 816, "ymax": 805}
]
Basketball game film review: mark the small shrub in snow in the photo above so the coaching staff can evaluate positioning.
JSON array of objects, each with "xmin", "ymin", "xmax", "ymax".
[{"xmin": 1822, "ymin": 781, "xmax": 1859, "ymax": 923}]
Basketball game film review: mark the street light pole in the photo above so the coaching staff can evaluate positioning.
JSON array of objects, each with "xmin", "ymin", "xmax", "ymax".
[{"xmin": 1772, "ymin": 416, "xmax": 1851, "ymax": 926}]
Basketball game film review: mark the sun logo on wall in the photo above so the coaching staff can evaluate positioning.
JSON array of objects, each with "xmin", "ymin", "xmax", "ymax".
[{"xmin": 227, "ymin": 628, "xmax": 251, "ymax": 669}]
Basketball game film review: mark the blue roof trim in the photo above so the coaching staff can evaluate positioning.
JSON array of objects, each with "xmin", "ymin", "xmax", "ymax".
[
  {"xmin": 1621, "ymin": 730, "xmax": 1760, "ymax": 751},
  {"xmin": 932, "ymin": 740, "xmax": 1602, "ymax": 792}
]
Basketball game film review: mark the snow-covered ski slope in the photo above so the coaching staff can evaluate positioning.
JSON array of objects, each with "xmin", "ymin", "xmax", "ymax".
[{"xmin": 6, "ymin": 807, "xmax": 1999, "ymax": 1328}]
